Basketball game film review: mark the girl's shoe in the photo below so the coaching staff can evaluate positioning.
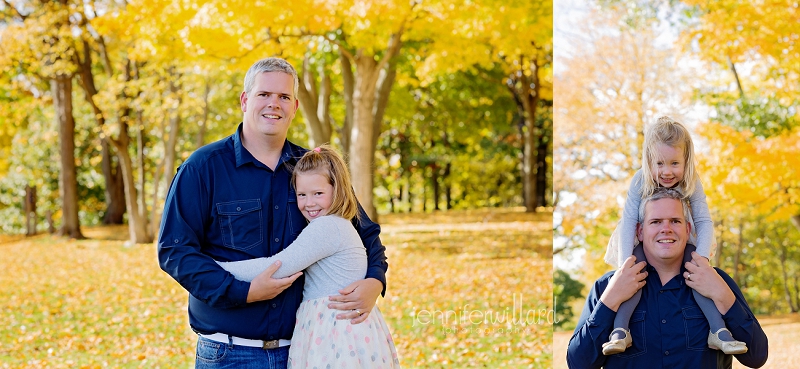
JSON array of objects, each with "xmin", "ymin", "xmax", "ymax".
[
  {"xmin": 602, "ymin": 328, "xmax": 632, "ymax": 355},
  {"xmin": 707, "ymin": 328, "xmax": 748, "ymax": 354}
]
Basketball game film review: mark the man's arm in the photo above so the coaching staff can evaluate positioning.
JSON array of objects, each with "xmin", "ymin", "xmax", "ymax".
[
  {"xmin": 719, "ymin": 268, "xmax": 768, "ymax": 368},
  {"xmin": 327, "ymin": 203, "xmax": 388, "ymax": 323},
  {"xmin": 158, "ymin": 164, "xmax": 295, "ymax": 307},
  {"xmin": 684, "ymin": 254, "xmax": 768, "ymax": 368},
  {"xmin": 567, "ymin": 273, "xmax": 615, "ymax": 369},
  {"xmin": 567, "ymin": 257, "xmax": 648, "ymax": 369},
  {"xmin": 355, "ymin": 204, "xmax": 388, "ymax": 292}
]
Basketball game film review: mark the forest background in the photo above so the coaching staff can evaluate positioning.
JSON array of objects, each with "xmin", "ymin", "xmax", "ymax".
[
  {"xmin": 0, "ymin": 0, "xmax": 552, "ymax": 367},
  {"xmin": 0, "ymin": 0, "xmax": 551, "ymax": 240},
  {"xmin": 554, "ymin": 0, "xmax": 800, "ymax": 332}
]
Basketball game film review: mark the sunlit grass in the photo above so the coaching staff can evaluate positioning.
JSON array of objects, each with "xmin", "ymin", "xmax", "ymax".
[{"xmin": 0, "ymin": 208, "xmax": 552, "ymax": 368}]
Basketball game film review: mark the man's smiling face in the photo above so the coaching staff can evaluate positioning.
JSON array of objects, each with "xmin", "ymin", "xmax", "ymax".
[
  {"xmin": 637, "ymin": 197, "xmax": 692, "ymax": 264},
  {"xmin": 240, "ymin": 71, "xmax": 298, "ymax": 139}
]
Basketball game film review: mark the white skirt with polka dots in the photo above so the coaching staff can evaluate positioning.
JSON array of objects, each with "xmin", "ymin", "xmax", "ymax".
[{"xmin": 287, "ymin": 296, "xmax": 401, "ymax": 368}]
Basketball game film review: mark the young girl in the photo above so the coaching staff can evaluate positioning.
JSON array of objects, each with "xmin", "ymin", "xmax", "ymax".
[
  {"xmin": 216, "ymin": 145, "xmax": 401, "ymax": 368},
  {"xmin": 601, "ymin": 116, "xmax": 747, "ymax": 356}
]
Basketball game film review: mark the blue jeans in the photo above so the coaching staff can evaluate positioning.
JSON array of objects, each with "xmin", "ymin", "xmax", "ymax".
[{"xmin": 195, "ymin": 336, "xmax": 289, "ymax": 369}]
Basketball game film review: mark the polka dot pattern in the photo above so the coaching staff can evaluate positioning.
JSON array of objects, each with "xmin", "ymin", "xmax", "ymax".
[{"xmin": 287, "ymin": 297, "xmax": 400, "ymax": 368}]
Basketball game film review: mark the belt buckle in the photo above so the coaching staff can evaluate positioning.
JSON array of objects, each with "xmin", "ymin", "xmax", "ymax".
[{"xmin": 262, "ymin": 340, "xmax": 280, "ymax": 350}]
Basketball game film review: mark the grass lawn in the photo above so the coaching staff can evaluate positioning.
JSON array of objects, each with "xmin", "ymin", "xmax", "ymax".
[{"xmin": 0, "ymin": 208, "xmax": 552, "ymax": 368}]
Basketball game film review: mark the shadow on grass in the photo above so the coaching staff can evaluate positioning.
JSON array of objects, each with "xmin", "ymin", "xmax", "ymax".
[
  {"xmin": 381, "ymin": 208, "xmax": 553, "ymax": 259},
  {"xmin": 757, "ymin": 313, "xmax": 800, "ymax": 326}
]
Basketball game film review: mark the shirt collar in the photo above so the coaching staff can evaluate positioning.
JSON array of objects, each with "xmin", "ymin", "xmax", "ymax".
[
  {"xmin": 646, "ymin": 263, "xmax": 690, "ymax": 290},
  {"xmin": 232, "ymin": 123, "xmax": 306, "ymax": 169}
]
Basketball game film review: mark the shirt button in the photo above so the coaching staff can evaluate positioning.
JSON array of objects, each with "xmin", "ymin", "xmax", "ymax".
[
  {"xmin": 274, "ymin": 205, "xmax": 279, "ymax": 210},
  {"xmin": 173, "ymin": 239, "xmax": 179, "ymax": 243},
  {"xmin": 236, "ymin": 207, "xmax": 241, "ymax": 211},
  {"xmin": 664, "ymin": 351, "xmax": 669, "ymax": 355},
  {"xmin": 274, "ymin": 238, "xmax": 279, "ymax": 242},
  {"xmin": 269, "ymin": 335, "xmax": 274, "ymax": 339},
  {"xmin": 662, "ymin": 319, "xmax": 666, "ymax": 324},
  {"xmin": 272, "ymin": 303, "xmax": 277, "ymax": 308}
]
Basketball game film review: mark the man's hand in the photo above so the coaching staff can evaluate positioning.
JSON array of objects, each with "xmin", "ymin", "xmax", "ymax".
[
  {"xmin": 246, "ymin": 261, "xmax": 302, "ymax": 303},
  {"xmin": 599, "ymin": 256, "xmax": 648, "ymax": 312},
  {"xmin": 683, "ymin": 252, "xmax": 735, "ymax": 314},
  {"xmin": 328, "ymin": 278, "xmax": 383, "ymax": 324}
]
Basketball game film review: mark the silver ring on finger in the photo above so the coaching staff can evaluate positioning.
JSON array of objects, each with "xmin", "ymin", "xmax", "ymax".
[{"xmin": 687, "ymin": 273, "xmax": 692, "ymax": 281}]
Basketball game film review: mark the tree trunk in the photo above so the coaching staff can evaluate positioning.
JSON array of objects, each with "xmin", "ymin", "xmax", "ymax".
[
  {"xmin": 778, "ymin": 245, "xmax": 797, "ymax": 312},
  {"xmin": 75, "ymin": 38, "xmax": 126, "ymax": 225},
  {"xmin": 432, "ymin": 164, "xmax": 440, "ymax": 211},
  {"xmin": 339, "ymin": 50, "xmax": 355, "ymax": 154},
  {"xmin": 792, "ymin": 273, "xmax": 800, "ymax": 313},
  {"xmin": 109, "ymin": 122, "xmax": 152, "ymax": 244},
  {"xmin": 196, "ymin": 79, "xmax": 210, "ymax": 148},
  {"xmin": 791, "ymin": 214, "xmax": 800, "ymax": 231},
  {"xmin": 517, "ymin": 58, "xmax": 540, "ymax": 213},
  {"xmin": 422, "ymin": 170, "xmax": 427, "ymax": 212},
  {"xmin": 714, "ymin": 218, "xmax": 724, "ymax": 267},
  {"xmin": 444, "ymin": 162, "xmax": 452, "ymax": 210},
  {"xmin": 535, "ymin": 130, "xmax": 549, "ymax": 208},
  {"xmin": 732, "ymin": 218, "xmax": 744, "ymax": 284},
  {"xmin": 298, "ymin": 55, "xmax": 333, "ymax": 148},
  {"xmin": 52, "ymin": 75, "xmax": 84, "ymax": 239},
  {"xmin": 339, "ymin": 28, "xmax": 403, "ymax": 221},
  {"xmin": 101, "ymin": 140, "xmax": 126, "ymax": 224},
  {"xmin": 110, "ymin": 61, "xmax": 152, "ymax": 244},
  {"xmin": 152, "ymin": 71, "xmax": 182, "ymax": 238},
  {"xmin": 402, "ymin": 174, "xmax": 410, "ymax": 213},
  {"xmin": 348, "ymin": 55, "xmax": 381, "ymax": 219},
  {"xmin": 25, "ymin": 185, "xmax": 37, "ymax": 236},
  {"xmin": 136, "ymin": 119, "xmax": 147, "ymax": 222},
  {"xmin": 45, "ymin": 210, "xmax": 55, "ymax": 234}
]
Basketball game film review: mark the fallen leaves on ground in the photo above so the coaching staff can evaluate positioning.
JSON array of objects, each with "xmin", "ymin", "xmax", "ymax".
[{"xmin": 0, "ymin": 209, "xmax": 552, "ymax": 368}]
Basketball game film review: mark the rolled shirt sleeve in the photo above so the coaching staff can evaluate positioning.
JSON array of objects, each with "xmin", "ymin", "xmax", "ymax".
[{"xmin": 158, "ymin": 164, "xmax": 252, "ymax": 308}]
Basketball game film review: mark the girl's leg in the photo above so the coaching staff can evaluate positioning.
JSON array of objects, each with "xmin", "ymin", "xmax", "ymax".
[
  {"xmin": 609, "ymin": 244, "xmax": 646, "ymax": 341},
  {"xmin": 683, "ymin": 245, "xmax": 734, "ymax": 342}
]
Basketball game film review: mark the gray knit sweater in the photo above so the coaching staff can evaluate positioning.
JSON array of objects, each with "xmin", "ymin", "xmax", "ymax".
[{"xmin": 216, "ymin": 215, "xmax": 367, "ymax": 301}]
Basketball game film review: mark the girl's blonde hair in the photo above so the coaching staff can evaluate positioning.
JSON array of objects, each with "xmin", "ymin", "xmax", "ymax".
[
  {"xmin": 292, "ymin": 144, "xmax": 360, "ymax": 221},
  {"xmin": 640, "ymin": 116, "xmax": 698, "ymax": 198}
]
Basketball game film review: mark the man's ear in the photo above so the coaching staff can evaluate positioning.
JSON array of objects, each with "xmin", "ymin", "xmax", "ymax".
[
  {"xmin": 636, "ymin": 223, "xmax": 643, "ymax": 242},
  {"xmin": 686, "ymin": 219, "xmax": 692, "ymax": 236},
  {"xmin": 240, "ymin": 91, "xmax": 248, "ymax": 112}
]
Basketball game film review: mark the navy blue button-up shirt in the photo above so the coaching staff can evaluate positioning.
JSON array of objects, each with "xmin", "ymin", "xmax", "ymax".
[
  {"xmin": 158, "ymin": 124, "xmax": 388, "ymax": 340},
  {"xmin": 567, "ymin": 263, "xmax": 768, "ymax": 369}
]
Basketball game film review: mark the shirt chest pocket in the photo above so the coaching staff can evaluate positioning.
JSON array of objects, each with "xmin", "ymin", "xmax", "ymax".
[
  {"xmin": 286, "ymin": 192, "xmax": 308, "ymax": 239},
  {"xmin": 217, "ymin": 199, "xmax": 263, "ymax": 251},
  {"xmin": 682, "ymin": 306, "xmax": 710, "ymax": 351},
  {"xmin": 615, "ymin": 310, "xmax": 647, "ymax": 359}
]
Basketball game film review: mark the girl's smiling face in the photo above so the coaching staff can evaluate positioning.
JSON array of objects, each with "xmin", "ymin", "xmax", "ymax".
[
  {"xmin": 295, "ymin": 172, "xmax": 334, "ymax": 221},
  {"xmin": 652, "ymin": 143, "xmax": 685, "ymax": 188}
]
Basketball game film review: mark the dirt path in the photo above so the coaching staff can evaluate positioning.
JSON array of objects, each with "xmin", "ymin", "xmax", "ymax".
[{"xmin": 553, "ymin": 314, "xmax": 800, "ymax": 368}]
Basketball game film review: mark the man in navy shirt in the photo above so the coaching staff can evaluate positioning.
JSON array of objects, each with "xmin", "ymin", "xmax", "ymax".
[
  {"xmin": 567, "ymin": 187, "xmax": 768, "ymax": 369},
  {"xmin": 158, "ymin": 57, "xmax": 388, "ymax": 368}
]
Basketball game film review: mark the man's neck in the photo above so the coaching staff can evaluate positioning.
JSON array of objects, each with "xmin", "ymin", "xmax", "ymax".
[
  {"xmin": 241, "ymin": 129, "xmax": 285, "ymax": 170},
  {"xmin": 644, "ymin": 253, "xmax": 683, "ymax": 286}
]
